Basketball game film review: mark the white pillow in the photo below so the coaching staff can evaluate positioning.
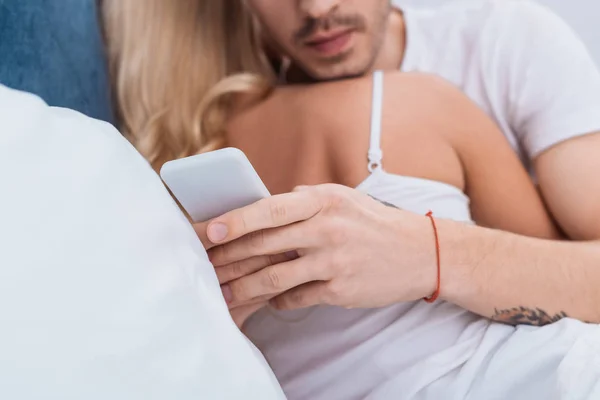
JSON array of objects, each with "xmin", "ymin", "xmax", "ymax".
[{"xmin": 0, "ymin": 85, "xmax": 285, "ymax": 400}]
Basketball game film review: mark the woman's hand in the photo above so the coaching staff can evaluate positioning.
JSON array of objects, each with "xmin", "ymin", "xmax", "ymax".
[{"xmin": 196, "ymin": 184, "xmax": 443, "ymax": 312}]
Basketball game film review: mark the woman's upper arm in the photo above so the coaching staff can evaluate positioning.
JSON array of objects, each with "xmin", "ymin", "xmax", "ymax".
[{"xmin": 440, "ymin": 82, "xmax": 562, "ymax": 239}]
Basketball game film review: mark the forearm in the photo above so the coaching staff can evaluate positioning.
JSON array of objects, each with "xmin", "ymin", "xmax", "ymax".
[{"xmin": 439, "ymin": 219, "xmax": 600, "ymax": 325}]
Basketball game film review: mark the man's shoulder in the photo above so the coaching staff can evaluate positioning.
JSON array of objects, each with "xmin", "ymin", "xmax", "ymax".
[
  {"xmin": 401, "ymin": 0, "xmax": 575, "ymax": 93},
  {"xmin": 404, "ymin": 0, "xmax": 564, "ymax": 50},
  {"xmin": 406, "ymin": 0, "xmax": 558, "ymax": 26},
  {"xmin": 465, "ymin": 0, "xmax": 568, "ymax": 39}
]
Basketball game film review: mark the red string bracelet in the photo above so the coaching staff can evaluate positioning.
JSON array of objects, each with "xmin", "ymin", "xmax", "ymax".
[{"xmin": 423, "ymin": 211, "xmax": 441, "ymax": 303}]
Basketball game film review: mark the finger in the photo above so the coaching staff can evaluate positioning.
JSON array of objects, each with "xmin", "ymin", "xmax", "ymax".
[
  {"xmin": 230, "ymin": 302, "xmax": 267, "ymax": 329},
  {"xmin": 225, "ymin": 255, "xmax": 324, "ymax": 306},
  {"xmin": 208, "ymin": 223, "xmax": 310, "ymax": 266},
  {"xmin": 215, "ymin": 252, "xmax": 298, "ymax": 284},
  {"xmin": 206, "ymin": 191, "xmax": 322, "ymax": 245},
  {"xmin": 270, "ymin": 281, "xmax": 328, "ymax": 310}
]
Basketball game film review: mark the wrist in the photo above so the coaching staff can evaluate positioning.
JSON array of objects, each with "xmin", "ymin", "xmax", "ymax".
[
  {"xmin": 398, "ymin": 211, "xmax": 453, "ymax": 302},
  {"xmin": 436, "ymin": 219, "xmax": 487, "ymax": 305}
]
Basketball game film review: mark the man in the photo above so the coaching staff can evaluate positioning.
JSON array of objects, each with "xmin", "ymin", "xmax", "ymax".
[
  {"xmin": 195, "ymin": 0, "xmax": 600, "ymax": 396},
  {"xmin": 201, "ymin": 0, "xmax": 600, "ymax": 326}
]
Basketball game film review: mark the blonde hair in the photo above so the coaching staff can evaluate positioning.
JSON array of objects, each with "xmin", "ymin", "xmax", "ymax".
[{"xmin": 101, "ymin": 0, "xmax": 277, "ymax": 171}]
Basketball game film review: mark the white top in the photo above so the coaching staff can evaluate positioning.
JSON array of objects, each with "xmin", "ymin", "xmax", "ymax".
[
  {"xmin": 245, "ymin": 1, "xmax": 600, "ymax": 399},
  {"xmin": 397, "ymin": 0, "xmax": 600, "ymax": 163}
]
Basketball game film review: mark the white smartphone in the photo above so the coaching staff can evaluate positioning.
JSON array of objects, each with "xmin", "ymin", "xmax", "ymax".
[{"xmin": 160, "ymin": 148, "xmax": 270, "ymax": 222}]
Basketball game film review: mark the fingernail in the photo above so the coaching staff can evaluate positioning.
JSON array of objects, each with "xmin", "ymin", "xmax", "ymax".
[
  {"xmin": 285, "ymin": 250, "xmax": 299, "ymax": 260},
  {"xmin": 208, "ymin": 222, "xmax": 228, "ymax": 243},
  {"xmin": 221, "ymin": 284, "xmax": 233, "ymax": 303}
]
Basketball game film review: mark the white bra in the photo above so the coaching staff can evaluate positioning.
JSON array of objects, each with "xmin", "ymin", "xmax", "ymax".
[{"xmin": 356, "ymin": 71, "xmax": 473, "ymax": 223}]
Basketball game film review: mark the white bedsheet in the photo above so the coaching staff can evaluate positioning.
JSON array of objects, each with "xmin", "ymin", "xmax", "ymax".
[{"xmin": 0, "ymin": 85, "xmax": 285, "ymax": 400}]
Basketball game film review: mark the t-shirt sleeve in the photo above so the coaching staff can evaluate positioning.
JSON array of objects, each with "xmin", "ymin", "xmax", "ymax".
[{"xmin": 497, "ymin": 1, "xmax": 600, "ymax": 158}]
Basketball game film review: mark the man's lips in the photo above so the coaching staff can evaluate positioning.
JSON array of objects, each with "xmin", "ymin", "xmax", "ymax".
[{"xmin": 305, "ymin": 29, "xmax": 354, "ymax": 56}]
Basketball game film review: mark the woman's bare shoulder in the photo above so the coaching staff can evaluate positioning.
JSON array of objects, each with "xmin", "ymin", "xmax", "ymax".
[
  {"xmin": 226, "ymin": 71, "xmax": 486, "ymax": 146},
  {"xmin": 290, "ymin": 72, "xmax": 480, "ymax": 127}
]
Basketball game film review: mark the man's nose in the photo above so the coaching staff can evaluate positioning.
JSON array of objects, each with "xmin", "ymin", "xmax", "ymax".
[{"xmin": 299, "ymin": 0, "xmax": 342, "ymax": 19}]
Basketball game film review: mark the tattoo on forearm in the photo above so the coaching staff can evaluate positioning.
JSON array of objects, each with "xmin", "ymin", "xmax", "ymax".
[
  {"xmin": 369, "ymin": 195, "xmax": 399, "ymax": 209},
  {"xmin": 492, "ymin": 307, "xmax": 568, "ymax": 326}
]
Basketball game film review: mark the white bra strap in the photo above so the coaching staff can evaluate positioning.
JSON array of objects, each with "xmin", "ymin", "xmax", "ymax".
[{"xmin": 368, "ymin": 71, "xmax": 384, "ymax": 172}]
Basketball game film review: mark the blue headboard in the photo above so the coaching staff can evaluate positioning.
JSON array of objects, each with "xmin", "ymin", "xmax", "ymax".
[{"xmin": 0, "ymin": 0, "xmax": 114, "ymax": 123}]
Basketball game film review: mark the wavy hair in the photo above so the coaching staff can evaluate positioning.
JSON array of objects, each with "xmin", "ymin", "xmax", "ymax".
[{"xmin": 101, "ymin": 0, "xmax": 277, "ymax": 171}]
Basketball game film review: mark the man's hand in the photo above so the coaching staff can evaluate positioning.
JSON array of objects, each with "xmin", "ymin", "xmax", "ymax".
[{"xmin": 195, "ymin": 184, "xmax": 439, "ymax": 316}]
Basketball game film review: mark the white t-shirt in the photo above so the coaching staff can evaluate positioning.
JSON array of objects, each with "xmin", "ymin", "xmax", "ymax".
[
  {"xmin": 397, "ymin": 0, "xmax": 600, "ymax": 166},
  {"xmin": 245, "ymin": 1, "xmax": 600, "ymax": 399}
]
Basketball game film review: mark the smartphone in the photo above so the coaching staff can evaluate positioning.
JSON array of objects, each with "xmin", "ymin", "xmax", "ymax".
[{"xmin": 160, "ymin": 148, "xmax": 270, "ymax": 222}]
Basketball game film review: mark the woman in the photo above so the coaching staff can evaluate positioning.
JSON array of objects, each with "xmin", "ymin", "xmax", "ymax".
[{"xmin": 100, "ymin": 2, "xmax": 594, "ymax": 399}]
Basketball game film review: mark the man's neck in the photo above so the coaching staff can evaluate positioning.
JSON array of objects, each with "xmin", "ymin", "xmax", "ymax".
[
  {"xmin": 371, "ymin": 8, "xmax": 406, "ymax": 72},
  {"xmin": 284, "ymin": 8, "xmax": 406, "ymax": 84}
]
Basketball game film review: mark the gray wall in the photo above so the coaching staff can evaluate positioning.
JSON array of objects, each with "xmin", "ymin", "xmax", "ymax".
[{"xmin": 394, "ymin": 0, "xmax": 600, "ymax": 66}]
